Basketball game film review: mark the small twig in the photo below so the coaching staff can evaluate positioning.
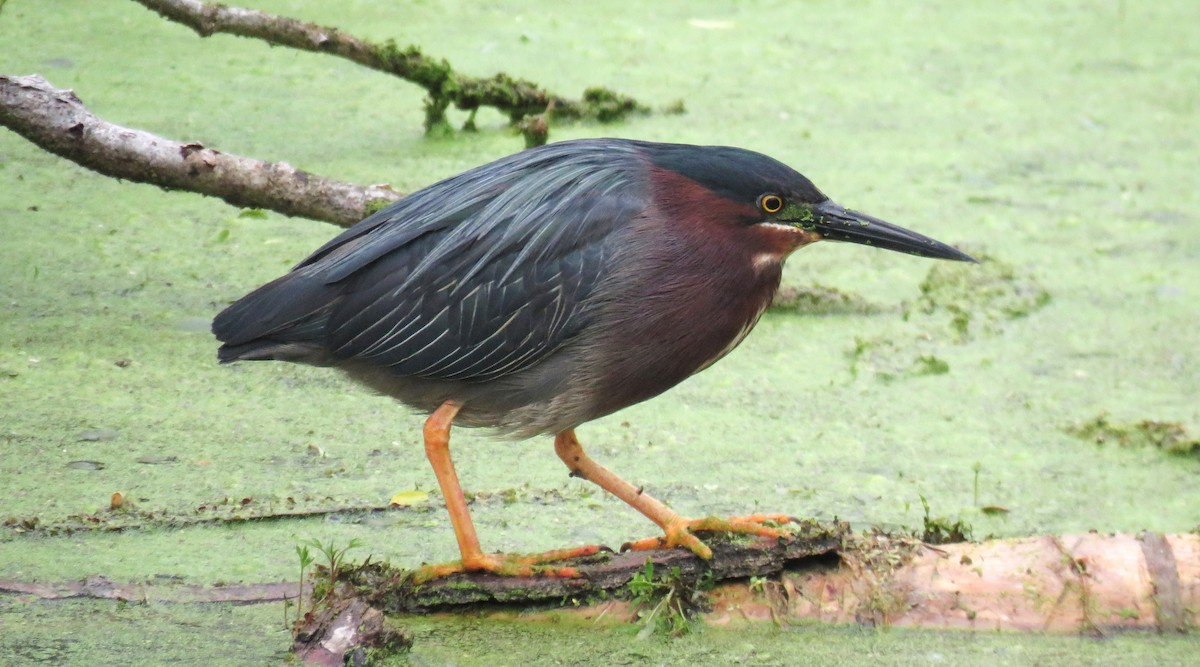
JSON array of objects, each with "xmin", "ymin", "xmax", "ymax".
[
  {"xmin": 0, "ymin": 74, "xmax": 400, "ymax": 226},
  {"xmin": 133, "ymin": 0, "xmax": 649, "ymax": 130}
]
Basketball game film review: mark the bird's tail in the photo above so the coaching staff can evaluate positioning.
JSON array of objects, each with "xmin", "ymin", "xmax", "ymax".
[{"xmin": 212, "ymin": 268, "xmax": 337, "ymax": 365}]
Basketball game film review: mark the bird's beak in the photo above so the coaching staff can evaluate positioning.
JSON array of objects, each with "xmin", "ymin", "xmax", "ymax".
[{"xmin": 804, "ymin": 200, "xmax": 977, "ymax": 263}]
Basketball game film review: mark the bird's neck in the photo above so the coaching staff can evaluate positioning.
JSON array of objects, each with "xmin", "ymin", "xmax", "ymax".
[{"xmin": 584, "ymin": 211, "xmax": 783, "ymax": 416}]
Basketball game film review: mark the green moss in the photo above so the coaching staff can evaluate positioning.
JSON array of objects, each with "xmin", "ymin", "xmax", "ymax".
[
  {"xmin": 363, "ymin": 197, "xmax": 394, "ymax": 217},
  {"xmin": 375, "ymin": 40, "xmax": 453, "ymax": 90},
  {"xmin": 580, "ymin": 86, "xmax": 649, "ymax": 122},
  {"xmin": 422, "ymin": 95, "xmax": 454, "ymax": 136},
  {"xmin": 769, "ymin": 283, "xmax": 876, "ymax": 315},
  {"xmin": 625, "ymin": 560, "xmax": 713, "ymax": 637},
  {"xmin": 916, "ymin": 495, "xmax": 973, "ymax": 545},
  {"xmin": 910, "ymin": 355, "xmax": 950, "ymax": 377},
  {"xmin": 847, "ymin": 338, "xmax": 950, "ymax": 382},
  {"xmin": 1066, "ymin": 414, "xmax": 1200, "ymax": 458},
  {"xmin": 1114, "ymin": 607, "xmax": 1142, "ymax": 621},
  {"xmin": 906, "ymin": 251, "xmax": 1051, "ymax": 341}
]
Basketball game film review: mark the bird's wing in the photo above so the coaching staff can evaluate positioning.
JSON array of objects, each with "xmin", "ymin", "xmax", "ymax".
[{"xmin": 215, "ymin": 140, "xmax": 648, "ymax": 382}]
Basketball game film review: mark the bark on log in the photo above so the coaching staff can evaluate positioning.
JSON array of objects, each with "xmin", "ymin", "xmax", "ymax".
[
  {"xmin": 0, "ymin": 74, "xmax": 400, "ymax": 226},
  {"xmin": 357, "ymin": 522, "xmax": 848, "ymax": 613},
  {"xmin": 539, "ymin": 531, "xmax": 1200, "ymax": 634}
]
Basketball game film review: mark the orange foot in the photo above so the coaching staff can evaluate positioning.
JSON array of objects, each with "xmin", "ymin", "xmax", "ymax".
[
  {"xmin": 409, "ymin": 544, "xmax": 605, "ymax": 584},
  {"xmin": 621, "ymin": 514, "xmax": 797, "ymax": 560}
]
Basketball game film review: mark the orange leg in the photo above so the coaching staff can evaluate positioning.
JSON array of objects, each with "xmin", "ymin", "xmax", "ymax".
[
  {"xmin": 554, "ymin": 429, "xmax": 794, "ymax": 559},
  {"xmin": 411, "ymin": 401, "xmax": 600, "ymax": 583}
]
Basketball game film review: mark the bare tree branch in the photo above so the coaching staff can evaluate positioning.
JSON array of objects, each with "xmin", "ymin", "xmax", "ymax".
[
  {"xmin": 0, "ymin": 3, "xmax": 661, "ymax": 224},
  {"xmin": 0, "ymin": 74, "xmax": 399, "ymax": 226},
  {"xmin": 132, "ymin": 0, "xmax": 650, "ymax": 133}
]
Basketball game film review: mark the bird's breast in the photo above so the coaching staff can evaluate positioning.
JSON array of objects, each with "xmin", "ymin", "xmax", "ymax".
[
  {"xmin": 580, "ymin": 219, "xmax": 783, "ymax": 418},
  {"xmin": 693, "ymin": 295, "xmax": 770, "ymax": 374}
]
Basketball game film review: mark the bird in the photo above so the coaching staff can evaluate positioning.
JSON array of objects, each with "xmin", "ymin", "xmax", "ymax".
[{"xmin": 212, "ymin": 138, "xmax": 975, "ymax": 580}]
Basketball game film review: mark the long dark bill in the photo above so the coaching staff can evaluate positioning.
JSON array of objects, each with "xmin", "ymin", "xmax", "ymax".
[{"xmin": 810, "ymin": 200, "xmax": 977, "ymax": 263}]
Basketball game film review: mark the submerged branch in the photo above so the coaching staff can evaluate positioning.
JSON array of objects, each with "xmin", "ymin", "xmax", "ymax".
[
  {"xmin": 0, "ymin": 576, "xmax": 303, "ymax": 604},
  {"xmin": 0, "ymin": 74, "xmax": 400, "ymax": 226},
  {"xmin": 1, "ymin": 492, "xmax": 412, "ymax": 537},
  {"xmin": 133, "ymin": 0, "xmax": 649, "ymax": 131}
]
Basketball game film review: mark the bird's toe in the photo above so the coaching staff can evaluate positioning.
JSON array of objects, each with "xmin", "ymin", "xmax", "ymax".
[
  {"xmin": 620, "ymin": 514, "xmax": 798, "ymax": 560},
  {"xmin": 409, "ymin": 544, "xmax": 604, "ymax": 583}
]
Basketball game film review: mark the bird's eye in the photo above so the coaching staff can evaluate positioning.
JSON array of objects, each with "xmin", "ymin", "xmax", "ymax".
[{"xmin": 759, "ymin": 194, "xmax": 784, "ymax": 214}]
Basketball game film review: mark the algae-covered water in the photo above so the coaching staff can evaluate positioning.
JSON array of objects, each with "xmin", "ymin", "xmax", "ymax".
[{"xmin": 1, "ymin": 1, "xmax": 1197, "ymax": 664}]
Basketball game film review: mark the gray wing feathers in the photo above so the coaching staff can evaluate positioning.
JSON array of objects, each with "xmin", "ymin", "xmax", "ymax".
[{"xmin": 215, "ymin": 139, "xmax": 647, "ymax": 383}]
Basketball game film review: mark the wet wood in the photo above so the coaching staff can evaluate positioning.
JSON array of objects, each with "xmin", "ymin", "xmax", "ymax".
[
  {"xmin": 556, "ymin": 531, "xmax": 1200, "ymax": 635},
  {"xmin": 325, "ymin": 530, "xmax": 1198, "ymax": 636},
  {"xmin": 354, "ymin": 522, "xmax": 847, "ymax": 613},
  {"xmin": 293, "ymin": 598, "xmax": 411, "ymax": 667}
]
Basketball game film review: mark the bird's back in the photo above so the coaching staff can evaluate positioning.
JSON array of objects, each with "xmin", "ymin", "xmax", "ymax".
[{"xmin": 213, "ymin": 139, "xmax": 649, "ymax": 393}]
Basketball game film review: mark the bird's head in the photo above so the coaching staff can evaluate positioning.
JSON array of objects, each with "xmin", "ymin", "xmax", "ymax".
[{"xmin": 643, "ymin": 143, "xmax": 977, "ymax": 264}]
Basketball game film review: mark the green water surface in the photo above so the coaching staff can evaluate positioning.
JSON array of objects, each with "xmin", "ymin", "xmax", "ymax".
[{"xmin": 1, "ymin": 0, "xmax": 1197, "ymax": 664}]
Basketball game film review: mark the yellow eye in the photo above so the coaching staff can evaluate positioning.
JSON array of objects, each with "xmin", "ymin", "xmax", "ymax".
[{"xmin": 759, "ymin": 194, "xmax": 784, "ymax": 214}]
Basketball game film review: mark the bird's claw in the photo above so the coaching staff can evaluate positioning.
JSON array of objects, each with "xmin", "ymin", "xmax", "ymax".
[
  {"xmin": 621, "ymin": 529, "xmax": 713, "ymax": 559},
  {"xmin": 621, "ymin": 514, "xmax": 798, "ymax": 560},
  {"xmin": 409, "ymin": 544, "xmax": 603, "ymax": 584}
]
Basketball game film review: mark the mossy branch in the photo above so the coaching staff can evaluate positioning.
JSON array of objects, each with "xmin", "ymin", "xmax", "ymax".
[
  {"xmin": 367, "ymin": 522, "xmax": 848, "ymax": 612},
  {"xmin": 133, "ymin": 0, "xmax": 650, "ymax": 133}
]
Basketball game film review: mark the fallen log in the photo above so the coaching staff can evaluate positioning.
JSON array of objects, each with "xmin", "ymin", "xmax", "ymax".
[
  {"xmin": 543, "ymin": 531, "xmax": 1200, "ymax": 635},
  {"xmin": 293, "ymin": 529, "xmax": 1196, "ymax": 663},
  {"xmin": 354, "ymin": 520, "xmax": 847, "ymax": 613}
]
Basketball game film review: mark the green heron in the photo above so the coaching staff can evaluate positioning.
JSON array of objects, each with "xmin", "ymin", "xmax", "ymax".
[{"xmin": 213, "ymin": 139, "xmax": 974, "ymax": 579}]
